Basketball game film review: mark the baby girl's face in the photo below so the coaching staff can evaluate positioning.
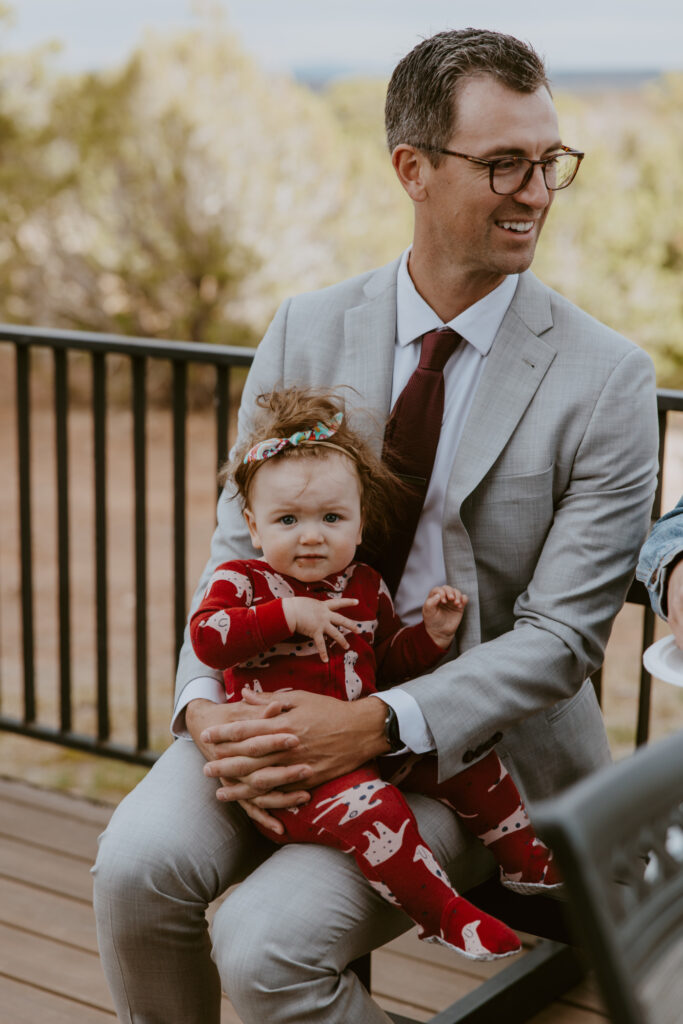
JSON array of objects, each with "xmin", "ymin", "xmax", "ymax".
[{"xmin": 244, "ymin": 452, "xmax": 363, "ymax": 583}]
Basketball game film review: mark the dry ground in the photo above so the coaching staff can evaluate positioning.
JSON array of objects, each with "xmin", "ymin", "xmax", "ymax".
[{"xmin": 0, "ymin": 343, "xmax": 682, "ymax": 801}]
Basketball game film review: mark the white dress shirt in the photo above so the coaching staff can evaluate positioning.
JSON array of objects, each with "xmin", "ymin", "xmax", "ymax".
[
  {"xmin": 172, "ymin": 253, "xmax": 517, "ymax": 741},
  {"xmin": 373, "ymin": 252, "xmax": 517, "ymax": 751}
]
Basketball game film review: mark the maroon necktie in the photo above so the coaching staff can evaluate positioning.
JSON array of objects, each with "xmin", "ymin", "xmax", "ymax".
[{"xmin": 373, "ymin": 327, "xmax": 462, "ymax": 595}]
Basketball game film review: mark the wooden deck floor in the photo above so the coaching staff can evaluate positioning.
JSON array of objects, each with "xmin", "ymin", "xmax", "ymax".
[{"xmin": 0, "ymin": 775, "xmax": 608, "ymax": 1024}]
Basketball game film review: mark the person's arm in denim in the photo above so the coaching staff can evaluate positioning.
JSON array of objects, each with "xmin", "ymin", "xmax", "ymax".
[{"xmin": 636, "ymin": 496, "xmax": 683, "ymax": 646}]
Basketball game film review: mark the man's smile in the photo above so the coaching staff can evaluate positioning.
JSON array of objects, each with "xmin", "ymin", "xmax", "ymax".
[{"xmin": 496, "ymin": 219, "xmax": 535, "ymax": 233}]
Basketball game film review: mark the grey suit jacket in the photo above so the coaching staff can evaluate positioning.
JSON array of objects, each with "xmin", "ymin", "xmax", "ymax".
[{"xmin": 175, "ymin": 258, "xmax": 659, "ymax": 803}]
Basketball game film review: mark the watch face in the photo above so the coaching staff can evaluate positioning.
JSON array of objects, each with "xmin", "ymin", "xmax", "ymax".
[{"xmin": 384, "ymin": 707, "xmax": 401, "ymax": 750}]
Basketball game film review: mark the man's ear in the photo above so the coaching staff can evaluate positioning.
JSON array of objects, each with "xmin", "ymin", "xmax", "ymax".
[
  {"xmin": 243, "ymin": 508, "xmax": 261, "ymax": 551},
  {"xmin": 391, "ymin": 144, "xmax": 429, "ymax": 202}
]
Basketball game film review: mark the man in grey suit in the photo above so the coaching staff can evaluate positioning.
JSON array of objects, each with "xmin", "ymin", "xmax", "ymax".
[{"xmin": 93, "ymin": 28, "xmax": 659, "ymax": 1023}]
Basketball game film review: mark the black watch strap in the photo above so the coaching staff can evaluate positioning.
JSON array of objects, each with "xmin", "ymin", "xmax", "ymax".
[{"xmin": 383, "ymin": 704, "xmax": 403, "ymax": 752}]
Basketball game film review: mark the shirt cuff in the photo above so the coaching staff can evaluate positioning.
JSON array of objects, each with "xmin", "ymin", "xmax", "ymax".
[
  {"xmin": 638, "ymin": 544, "xmax": 683, "ymax": 619},
  {"xmin": 171, "ymin": 677, "xmax": 227, "ymax": 738},
  {"xmin": 371, "ymin": 689, "xmax": 436, "ymax": 754}
]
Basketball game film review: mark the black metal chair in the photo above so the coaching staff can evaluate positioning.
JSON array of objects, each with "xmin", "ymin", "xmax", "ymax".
[
  {"xmin": 351, "ymin": 576, "xmax": 664, "ymax": 1023},
  {"xmin": 352, "ymin": 882, "xmax": 582, "ymax": 1024},
  {"xmin": 350, "ymin": 797, "xmax": 584, "ymax": 1024},
  {"xmin": 534, "ymin": 728, "xmax": 683, "ymax": 1024}
]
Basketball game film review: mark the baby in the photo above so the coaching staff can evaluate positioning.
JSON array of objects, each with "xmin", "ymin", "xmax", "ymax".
[{"xmin": 191, "ymin": 388, "xmax": 561, "ymax": 962}]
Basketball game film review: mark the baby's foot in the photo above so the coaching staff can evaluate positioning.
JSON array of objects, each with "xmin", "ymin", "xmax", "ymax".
[
  {"xmin": 421, "ymin": 896, "xmax": 521, "ymax": 961},
  {"xmin": 499, "ymin": 840, "xmax": 565, "ymax": 896}
]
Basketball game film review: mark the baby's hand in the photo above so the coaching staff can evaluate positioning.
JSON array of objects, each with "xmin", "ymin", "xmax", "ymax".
[
  {"xmin": 281, "ymin": 597, "xmax": 360, "ymax": 662},
  {"xmin": 422, "ymin": 585, "xmax": 468, "ymax": 649}
]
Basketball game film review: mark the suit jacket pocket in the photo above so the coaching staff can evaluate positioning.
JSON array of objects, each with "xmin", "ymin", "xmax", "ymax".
[
  {"xmin": 476, "ymin": 463, "xmax": 554, "ymax": 506},
  {"xmin": 463, "ymin": 465, "xmax": 555, "ymax": 608},
  {"xmin": 545, "ymin": 675, "xmax": 595, "ymax": 723},
  {"xmin": 501, "ymin": 678, "xmax": 611, "ymax": 803}
]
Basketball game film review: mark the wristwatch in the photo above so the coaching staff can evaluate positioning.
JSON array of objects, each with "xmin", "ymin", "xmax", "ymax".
[{"xmin": 383, "ymin": 704, "xmax": 403, "ymax": 752}]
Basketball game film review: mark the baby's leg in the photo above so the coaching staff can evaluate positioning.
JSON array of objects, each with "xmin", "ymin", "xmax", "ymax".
[
  {"xmin": 396, "ymin": 752, "xmax": 563, "ymax": 894},
  {"xmin": 259, "ymin": 765, "xmax": 520, "ymax": 961}
]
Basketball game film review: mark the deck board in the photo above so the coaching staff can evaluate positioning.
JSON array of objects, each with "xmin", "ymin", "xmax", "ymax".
[
  {"xmin": 0, "ymin": 877, "xmax": 97, "ymax": 949},
  {"xmin": 0, "ymin": 835, "xmax": 93, "ymax": 901},
  {"xmin": 0, "ymin": 776, "xmax": 607, "ymax": 1023},
  {"xmin": 0, "ymin": 975, "xmax": 115, "ymax": 1023}
]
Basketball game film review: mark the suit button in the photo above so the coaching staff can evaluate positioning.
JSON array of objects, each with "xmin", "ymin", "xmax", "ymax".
[{"xmin": 463, "ymin": 750, "xmax": 475, "ymax": 764}]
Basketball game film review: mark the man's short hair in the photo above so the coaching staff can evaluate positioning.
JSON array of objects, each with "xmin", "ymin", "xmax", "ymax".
[{"xmin": 385, "ymin": 28, "xmax": 549, "ymax": 163}]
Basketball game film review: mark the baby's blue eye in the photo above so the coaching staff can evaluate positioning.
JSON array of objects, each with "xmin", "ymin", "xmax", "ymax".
[
  {"xmin": 323, "ymin": 513, "xmax": 341, "ymax": 523},
  {"xmin": 280, "ymin": 515, "xmax": 296, "ymax": 525}
]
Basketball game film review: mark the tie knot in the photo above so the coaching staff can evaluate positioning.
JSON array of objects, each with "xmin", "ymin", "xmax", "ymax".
[{"xmin": 419, "ymin": 327, "xmax": 461, "ymax": 372}]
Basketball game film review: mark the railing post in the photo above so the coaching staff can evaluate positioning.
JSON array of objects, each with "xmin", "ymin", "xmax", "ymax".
[
  {"xmin": 215, "ymin": 363, "xmax": 230, "ymax": 502},
  {"xmin": 173, "ymin": 361, "xmax": 187, "ymax": 662},
  {"xmin": 635, "ymin": 403, "xmax": 670, "ymax": 747},
  {"xmin": 92, "ymin": 351, "xmax": 110, "ymax": 742},
  {"xmin": 16, "ymin": 343, "xmax": 35, "ymax": 724},
  {"xmin": 636, "ymin": 607, "xmax": 656, "ymax": 747},
  {"xmin": 54, "ymin": 348, "xmax": 72, "ymax": 733},
  {"xmin": 132, "ymin": 355, "xmax": 149, "ymax": 753}
]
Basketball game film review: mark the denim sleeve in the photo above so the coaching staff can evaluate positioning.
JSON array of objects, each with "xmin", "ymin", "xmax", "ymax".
[{"xmin": 636, "ymin": 495, "xmax": 683, "ymax": 618}]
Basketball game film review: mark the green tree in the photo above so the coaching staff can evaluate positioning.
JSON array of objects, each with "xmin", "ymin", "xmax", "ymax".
[
  {"xmin": 1, "ymin": 11, "xmax": 681, "ymax": 385},
  {"xmin": 535, "ymin": 77, "xmax": 683, "ymax": 386},
  {"xmin": 5, "ymin": 49, "xmax": 258, "ymax": 344},
  {"xmin": 1, "ymin": 22, "xmax": 412, "ymax": 345}
]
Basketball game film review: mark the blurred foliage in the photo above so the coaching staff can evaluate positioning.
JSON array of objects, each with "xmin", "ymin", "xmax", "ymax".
[
  {"xmin": 534, "ymin": 79, "xmax": 683, "ymax": 386},
  {"xmin": 0, "ymin": 13, "xmax": 681, "ymax": 384}
]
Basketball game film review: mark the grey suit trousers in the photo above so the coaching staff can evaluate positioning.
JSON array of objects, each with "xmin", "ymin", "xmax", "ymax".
[{"xmin": 92, "ymin": 739, "xmax": 492, "ymax": 1023}]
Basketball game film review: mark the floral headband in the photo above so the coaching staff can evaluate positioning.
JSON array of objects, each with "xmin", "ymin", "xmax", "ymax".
[{"xmin": 243, "ymin": 412, "xmax": 346, "ymax": 464}]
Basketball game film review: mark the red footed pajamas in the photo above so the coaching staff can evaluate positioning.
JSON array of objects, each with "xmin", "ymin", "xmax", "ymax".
[{"xmin": 190, "ymin": 559, "xmax": 560, "ymax": 961}]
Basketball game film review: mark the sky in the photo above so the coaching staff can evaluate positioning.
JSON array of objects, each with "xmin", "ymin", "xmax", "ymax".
[{"xmin": 5, "ymin": 0, "xmax": 683, "ymax": 79}]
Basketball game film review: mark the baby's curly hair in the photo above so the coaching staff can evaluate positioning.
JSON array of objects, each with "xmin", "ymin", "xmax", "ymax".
[{"xmin": 223, "ymin": 387, "xmax": 404, "ymax": 557}]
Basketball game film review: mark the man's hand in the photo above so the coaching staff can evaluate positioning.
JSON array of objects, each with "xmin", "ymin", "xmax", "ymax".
[
  {"xmin": 422, "ymin": 585, "xmax": 468, "ymax": 649},
  {"xmin": 200, "ymin": 689, "xmax": 388, "ymax": 802},
  {"xmin": 281, "ymin": 596, "xmax": 360, "ymax": 661},
  {"xmin": 667, "ymin": 559, "xmax": 683, "ymax": 649},
  {"xmin": 186, "ymin": 696, "xmax": 295, "ymax": 763},
  {"xmin": 186, "ymin": 697, "xmax": 311, "ymax": 832}
]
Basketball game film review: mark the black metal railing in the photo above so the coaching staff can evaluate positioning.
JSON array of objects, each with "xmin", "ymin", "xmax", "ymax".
[
  {"xmin": 1, "ymin": 324, "xmax": 252, "ymax": 764},
  {"xmin": 0, "ymin": 323, "xmax": 681, "ymax": 765},
  {"xmin": 632, "ymin": 387, "xmax": 682, "ymax": 745}
]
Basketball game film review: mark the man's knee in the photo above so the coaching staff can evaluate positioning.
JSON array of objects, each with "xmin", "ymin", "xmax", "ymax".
[
  {"xmin": 91, "ymin": 803, "xmax": 197, "ymax": 945},
  {"xmin": 212, "ymin": 896, "xmax": 287, "ymax": 1010},
  {"xmin": 91, "ymin": 740, "xmax": 261, "ymax": 930},
  {"xmin": 213, "ymin": 876, "xmax": 356, "ymax": 1021},
  {"xmin": 212, "ymin": 844, "xmax": 403, "ymax": 1023},
  {"xmin": 92, "ymin": 811, "xmax": 168, "ymax": 906}
]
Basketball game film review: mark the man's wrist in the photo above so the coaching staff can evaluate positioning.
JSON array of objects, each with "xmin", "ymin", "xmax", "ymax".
[
  {"xmin": 370, "ymin": 691, "xmax": 434, "ymax": 754},
  {"xmin": 171, "ymin": 678, "xmax": 225, "ymax": 737},
  {"xmin": 186, "ymin": 697, "xmax": 219, "ymax": 716},
  {"xmin": 354, "ymin": 696, "xmax": 392, "ymax": 760},
  {"xmin": 185, "ymin": 699, "xmax": 223, "ymax": 746},
  {"xmin": 383, "ymin": 704, "xmax": 403, "ymax": 752}
]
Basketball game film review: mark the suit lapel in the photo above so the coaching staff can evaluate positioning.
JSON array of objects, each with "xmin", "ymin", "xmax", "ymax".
[
  {"xmin": 339, "ymin": 259, "xmax": 399, "ymax": 451},
  {"xmin": 449, "ymin": 272, "xmax": 557, "ymax": 506}
]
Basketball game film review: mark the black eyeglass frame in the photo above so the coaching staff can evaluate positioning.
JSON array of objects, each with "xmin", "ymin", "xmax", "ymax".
[{"xmin": 417, "ymin": 144, "xmax": 585, "ymax": 195}]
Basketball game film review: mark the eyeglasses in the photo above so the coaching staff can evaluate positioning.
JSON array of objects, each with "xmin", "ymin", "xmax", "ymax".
[{"xmin": 419, "ymin": 144, "xmax": 584, "ymax": 195}]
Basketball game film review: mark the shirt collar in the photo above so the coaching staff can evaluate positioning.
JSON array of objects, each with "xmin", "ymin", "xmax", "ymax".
[{"xmin": 396, "ymin": 247, "xmax": 518, "ymax": 357}]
